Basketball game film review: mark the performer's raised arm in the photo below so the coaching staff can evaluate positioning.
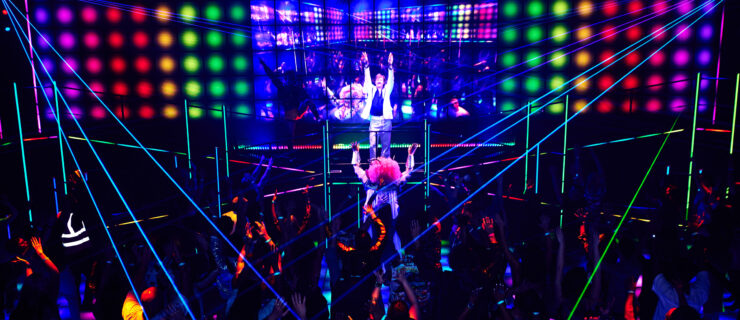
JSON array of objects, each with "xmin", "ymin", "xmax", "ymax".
[
  {"xmin": 385, "ymin": 52, "xmax": 394, "ymax": 98},
  {"xmin": 351, "ymin": 141, "xmax": 368, "ymax": 184},
  {"xmin": 400, "ymin": 143, "xmax": 419, "ymax": 184},
  {"xmin": 362, "ymin": 52, "xmax": 372, "ymax": 93},
  {"xmin": 259, "ymin": 59, "xmax": 285, "ymax": 91}
]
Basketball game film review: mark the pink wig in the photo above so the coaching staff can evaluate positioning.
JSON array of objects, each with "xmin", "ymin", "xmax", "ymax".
[{"xmin": 366, "ymin": 157, "xmax": 402, "ymax": 186}]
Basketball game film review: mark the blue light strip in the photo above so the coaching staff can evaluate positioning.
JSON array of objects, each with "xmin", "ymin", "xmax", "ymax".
[
  {"xmin": 3, "ymin": 3, "xmax": 193, "ymax": 318},
  {"xmin": 3, "ymin": 9, "xmax": 148, "ymax": 318},
  {"xmin": 327, "ymin": 1, "xmax": 721, "ymax": 311}
]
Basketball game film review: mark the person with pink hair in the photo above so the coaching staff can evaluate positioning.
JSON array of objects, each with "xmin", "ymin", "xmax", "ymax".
[{"xmin": 351, "ymin": 141, "xmax": 418, "ymax": 253}]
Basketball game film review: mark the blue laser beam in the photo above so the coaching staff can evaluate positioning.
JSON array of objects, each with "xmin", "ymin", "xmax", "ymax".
[{"xmin": 3, "ymin": 10, "xmax": 149, "ymax": 319}]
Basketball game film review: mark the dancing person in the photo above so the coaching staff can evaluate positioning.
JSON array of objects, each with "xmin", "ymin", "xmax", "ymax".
[
  {"xmin": 351, "ymin": 141, "xmax": 418, "ymax": 254},
  {"xmin": 259, "ymin": 59, "xmax": 320, "ymax": 121},
  {"xmin": 360, "ymin": 51, "xmax": 395, "ymax": 160}
]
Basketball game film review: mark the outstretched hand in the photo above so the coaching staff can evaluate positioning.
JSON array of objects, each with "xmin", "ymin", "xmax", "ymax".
[
  {"xmin": 408, "ymin": 143, "xmax": 419, "ymax": 155},
  {"xmin": 361, "ymin": 52, "xmax": 369, "ymax": 64},
  {"xmin": 291, "ymin": 293, "xmax": 307, "ymax": 320},
  {"xmin": 351, "ymin": 141, "xmax": 360, "ymax": 152},
  {"xmin": 267, "ymin": 299, "xmax": 289, "ymax": 320},
  {"xmin": 388, "ymin": 52, "xmax": 394, "ymax": 65},
  {"xmin": 482, "ymin": 216, "xmax": 495, "ymax": 234},
  {"xmin": 30, "ymin": 237, "xmax": 44, "ymax": 256}
]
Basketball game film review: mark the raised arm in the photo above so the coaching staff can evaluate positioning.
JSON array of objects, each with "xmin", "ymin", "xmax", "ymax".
[
  {"xmin": 259, "ymin": 59, "xmax": 285, "ymax": 90},
  {"xmin": 258, "ymin": 157, "xmax": 273, "ymax": 187},
  {"xmin": 31, "ymin": 236, "xmax": 58, "ymax": 274},
  {"xmin": 351, "ymin": 142, "xmax": 368, "ymax": 184},
  {"xmin": 362, "ymin": 52, "xmax": 372, "ymax": 92},
  {"xmin": 555, "ymin": 227, "xmax": 565, "ymax": 305},
  {"xmin": 385, "ymin": 52, "xmax": 394, "ymax": 97},
  {"xmin": 400, "ymin": 143, "xmax": 419, "ymax": 183},
  {"xmin": 397, "ymin": 268, "xmax": 420, "ymax": 319}
]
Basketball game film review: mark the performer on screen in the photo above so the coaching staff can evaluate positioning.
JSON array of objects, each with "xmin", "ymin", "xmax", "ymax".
[
  {"xmin": 351, "ymin": 141, "xmax": 418, "ymax": 254},
  {"xmin": 360, "ymin": 51, "xmax": 395, "ymax": 160}
]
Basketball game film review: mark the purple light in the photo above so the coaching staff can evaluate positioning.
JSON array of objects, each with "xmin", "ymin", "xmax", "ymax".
[
  {"xmin": 701, "ymin": 78, "xmax": 711, "ymax": 91},
  {"xmin": 671, "ymin": 74, "xmax": 688, "ymax": 91},
  {"xmin": 57, "ymin": 6, "xmax": 74, "ymax": 24},
  {"xmin": 672, "ymin": 49, "xmax": 690, "ymax": 66},
  {"xmin": 63, "ymin": 81, "xmax": 81, "ymax": 99},
  {"xmin": 37, "ymin": 34, "xmax": 50, "ymax": 49},
  {"xmin": 675, "ymin": 23, "xmax": 691, "ymax": 41},
  {"xmin": 670, "ymin": 98, "xmax": 686, "ymax": 112},
  {"xmin": 698, "ymin": 98, "xmax": 708, "ymax": 112},
  {"xmin": 35, "ymin": 8, "xmax": 49, "ymax": 24},
  {"xmin": 68, "ymin": 105, "xmax": 83, "ymax": 119},
  {"xmin": 62, "ymin": 56, "xmax": 78, "ymax": 75},
  {"xmin": 697, "ymin": 49, "xmax": 712, "ymax": 66},
  {"xmin": 45, "ymin": 107, "xmax": 56, "ymax": 120},
  {"xmin": 43, "ymin": 86, "xmax": 54, "ymax": 100},
  {"xmin": 41, "ymin": 57, "xmax": 54, "ymax": 73},
  {"xmin": 677, "ymin": 1, "xmax": 691, "ymax": 15},
  {"xmin": 699, "ymin": 24, "xmax": 713, "ymax": 40},
  {"xmin": 59, "ymin": 32, "xmax": 75, "ymax": 49}
]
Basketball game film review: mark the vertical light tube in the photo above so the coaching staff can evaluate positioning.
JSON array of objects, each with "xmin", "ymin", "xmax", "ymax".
[
  {"xmin": 54, "ymin": 81, "xmax": 67, "ymax": 195},
  {"xmin": 14, "ymin": 83, "xmax": 32, "ymax": 225},
  {"xmin": 215, "ymin": 147, "xmax": 221, "ymax": 218},
  {"xmin": 561, "ymin": 95, "xmax": 568, "ymax": 228},
  {"xmin": 535, "ymin": 145, "xmax": 540, "ymax": 194},
  {"xmin": 222, "ymin": 105, "xmax": 229, "ymax": 178},
  {"xmin": 52, "ymin": 177, "xmax": 59, "ymax": 215},
  {"xmin": 686, "ymin": 73, "xmax": 700, "ymax": 221},
  {"xmin": 711, "ymin": 5, "xmax": 725, "ymax": 125},
  {"xmin": 185, "ymin": 99, "xmax": 192, "ymax": 179},
  {"xmin": 730, "ymin": 73, "xmax": 738, "ymax": 155},
  {"xmin": 23, "ymin": 0, "xmax": 40, "ymax": 134},
  {"xmin": 524, "ymin": 101, "xmax": 530, "ymax": 194}
]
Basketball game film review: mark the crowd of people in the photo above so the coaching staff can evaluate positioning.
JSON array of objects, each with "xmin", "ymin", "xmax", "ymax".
[{"xmin": 0, "ymin": 144, "xmax": 738, "ymax": 320}]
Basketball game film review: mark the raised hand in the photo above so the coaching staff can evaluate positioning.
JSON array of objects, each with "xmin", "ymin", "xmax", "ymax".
[
  {"xmin": 410, "ymin": 219, "xmax": 421, "ymax": 239},
  {"xmin": 408, "ymin": 143, "xmax": 419, "ymax": 155},
  {"xmin": 482, "ymin": 216, "xmax": 495, "ymax": 234},
  {"xmin": 388, "ymin": 52, "xmax": 394, "ymax": 65},
  {"xmin": 373, "ymin": 269, "xmax": 384, "ymax": 284},
  {"xmin": 361, "ymin": 52, "xmax": 369, "ymax": 64},
  {"xmin": 351, "ymin": 141, "xmax": 360, "ymax": 152},
  {"xmin": 30, "ymin": 237, "xmax": 44, "ymax": 256},
  {"xmin": 267, "ymin": 299, "xmax": 289, "ymax": 320},
  {"xmin": 291, "ymin": 293, "xmax": 307, "ymax": 320}
]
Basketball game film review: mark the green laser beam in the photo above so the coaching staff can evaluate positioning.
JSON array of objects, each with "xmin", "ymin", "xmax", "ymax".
[
  {"xmin": 567, "ymin": 114, "xmax": 682, "ymax": 320},
  {"xmin": 730, "ymin": 73, "xmax": 738, "ymax": 155},
  {"xmin": 686, "ymin": 72, "xmax": 700, "ymax": 221}
]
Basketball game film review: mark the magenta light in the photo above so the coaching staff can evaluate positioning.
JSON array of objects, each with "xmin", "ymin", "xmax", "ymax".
[
  {"xmin": 89, "ymin": 81, "xmax": 105, "ymax": 96},
  {"xmin": 646, "ymin": 74, "xmax": 664, "ymax": 91},
  {"xmin": 677, "ymin": 1, "xmax": 691, "ymax": 14},
  {"xmin": 45, "ymin": 108, "xmax": 56, "ymax": 120},
  {"xmin": 672, "ymin": 49, "xmax": 690, "ymax": 66},
  {"xmin": 697, "ymin": 49, "xmax": 712, "ymax": 66},
  {"xmin": 62, "ymin": 56, "xmax": 78, "ymax": 75},
  {"xmin": 81, "ymin": 6, "xmax": 97, "ymax": 24},
  {"xmin": 63, "ymin": 81, "xmax": 81, "ymax": 99},
  {"xmin": 675, "ymin": 23, "xmax": 691, "ymax": 41},
  {"xmin": 57, "ymin": 6, "xmax": 74, "ymax": 24},
  {"xmin": 650, "ymin": 24, "xmax": 666, "ymax": 41},
  {"xmin": 90, "ymin": 106, "xmax": 106, "ymax": 119},
  {"xmin": 59, "ymin": 32, "xmax": 75, "ymax": 49},
  {"xmin": 699, "ymin": 24, "xmax": 713, "ymax": 40},
  {"xmin": 68, "ymin": 106, "xmax": 83, "ymax": 120},
  {"xmin": 83, "ymin": 31, "xmax": 100, "ymax": 49},
  {"xmin": 670, "ymin": 98, "xmax": 686, "ymax": 112},
  {"xmin": 671, "ymin": 74, "xmax": 688, "ymax": 91},
  {"xmin": 34, "ymin": 8, "xmax": 48, "ymax": 24},
  {"xmin": 649, "ymin": 51, "xmax": 665, "ymax": 66},
  {"xmin": 646, "ymin": 99, "xmax": 661, "ymax": 113},
  {"xmin": 701, "ymin": 78, "xmax": 711, "ymax": 91},
  {"xmin": 85, "ymin": 57, "xmax": 103, "ymax": 74}
]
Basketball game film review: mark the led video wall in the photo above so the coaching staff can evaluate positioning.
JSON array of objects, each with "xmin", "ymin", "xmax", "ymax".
[
  {"xmin": 495, "ymin": 0, "xmax": 721, "ymax": 115},
  {"xmin": 28, "ymin": 0, "xmax": 721, "ymax": 124}
]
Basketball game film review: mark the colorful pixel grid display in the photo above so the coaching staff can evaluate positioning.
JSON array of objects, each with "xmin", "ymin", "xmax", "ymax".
[{"xmin": 495, "ymin": 0, "xmax": 720, "ymax": 115}]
